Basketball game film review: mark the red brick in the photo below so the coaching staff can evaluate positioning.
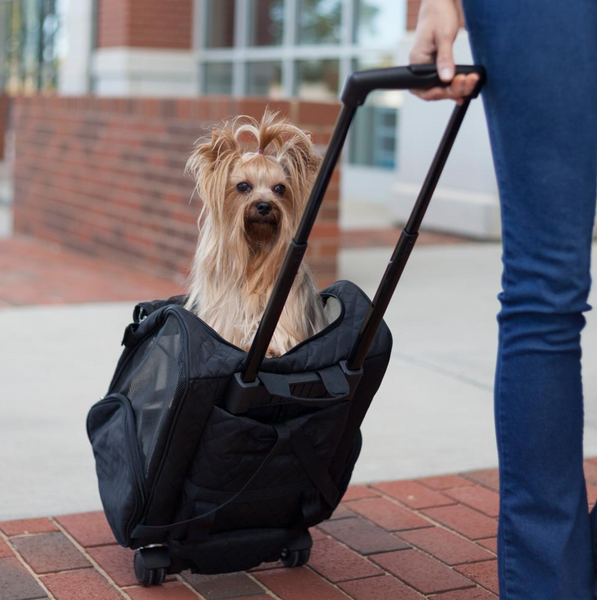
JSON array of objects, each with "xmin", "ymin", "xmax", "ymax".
[
  {"xmin": 443, "ymin": 487, "xmax": 500, "ymax": 518},
  {"xmin": 455, "ymin": 561, "xmax": 499, "ymax": 595},
  {"xmin": 41, "ymin": 569, "xmax": 122, "ymax": 600},
  {"xmin": 329, "ymin": 504, "xmax": 355, "ymax": 520},
  {"xmin": 297, "ymin": 102, "xmax": 341, "ymax": 127},
  {"xmin": 417, "ymin": 475, "xmax": 471, "ymax": 491},
  {"xmin": 477, "ymin": 538, "xmax": 498, "ymax": 554},
  {"xmin": 371, "ymin": 549, "xmax": 474, "ymax": 595},
  {"xmin": 318, "ymin": 517, "xmax": 410, "ymax": 556},
  {"xmin": 12, "ymin": 95, "xmax": 339, "ymax": 289},
  {"xmin": 341, "ymin": 485, "xmax": 379, "ymax": 502},
  {"xmin": 371, "ymin": 481, "xmax": 454, "ymax": 510},
  {"xmin": 0, "ymin": 95, "xmax": 9, "ymax": 161},
  {"xmin": 126, "ymin": 581, "xmax": 203, "ymax": 600},
  {"xmin": 55, "ymin": 512, "xmax": 115, "ymax": 548},
  {"xmin": 422, "ymin": 505, "xmax": 498, "ymax": 540},
  {"xmin": 462, "ymin": 469, "xmax": 499, "ymax": 493},
  {"xmin": 254, "ymin": 566, "xmax": 350, "ymax": 600},
  {"xmin": 0, "ymin": 518, "xmax": 58, "ymax": 537},
  {"xmin": 309, "ymin": 534, "xmax": 382, "ymax": 583},
  {"xmin": 339, "ymin": 574, "xmax": 423, "ymax": 600},
  {"xmin": 397, "ymin": 527, "xmax": 494, "ymax": 566},
  {"xmin": 97, "ymin": 0, "xmax": 193, "ymax": 50},
  {"xmin": 348, "ymin": 497, "xmax": 433, "ymax": 532},
  {"xmin": 587, "ymin": 484, "xmax": 597, "ymax": 507},
  {"xmin": 0, "ymin": 557, "xmax": 47, "ymax": 600},
  {"xmin": 11, "ymin": 532, "xmax": 90, "ymax": 574},
  {"xmin": 0, "ymin": 539, "xmax": 14, "ymax": 558},
  {"xmin": 87, "ymin": 545, "xmax": 137, "ymax": 587},
  {"xmin": 180, "ymin": 572, "xmax": 265, "ymax": 599},
  {"xmin": 584, "ymin": 461, "xmax": 597, "ymax": 486},
  {"xmin": 433, "ymin": 588, "xmax": 497, "ymax": 600}
]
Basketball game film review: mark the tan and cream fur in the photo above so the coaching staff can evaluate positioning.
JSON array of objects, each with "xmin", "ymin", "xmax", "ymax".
[{"xmin": 185, "ymin": 111, "xmax": 327, "ymax": 357}]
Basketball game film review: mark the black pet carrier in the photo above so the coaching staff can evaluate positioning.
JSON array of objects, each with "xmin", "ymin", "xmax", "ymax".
[{"xmin": 87, "ymin": 64, "xmax": 485, "ymax": 586}]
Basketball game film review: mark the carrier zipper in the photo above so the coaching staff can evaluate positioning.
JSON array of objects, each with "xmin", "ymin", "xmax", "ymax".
[{"xmin": 138, "ymin": 310, "xmax": 189, "ymax": 521}]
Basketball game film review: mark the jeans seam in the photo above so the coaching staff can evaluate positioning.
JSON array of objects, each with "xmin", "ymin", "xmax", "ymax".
[{"xmin": 497, "ymin": 314, "xmax": 514, "ymax": 600}]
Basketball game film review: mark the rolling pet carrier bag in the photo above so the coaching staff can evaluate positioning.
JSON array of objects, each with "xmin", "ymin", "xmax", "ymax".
[{"xmin": 87, "ymin": 64, "xmax": 485, "ymax": 586}]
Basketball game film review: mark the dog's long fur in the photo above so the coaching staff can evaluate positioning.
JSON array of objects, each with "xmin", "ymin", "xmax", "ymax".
[{"xmin": 184, "ymin": 111, "xmax": 327, "ymax": 356}]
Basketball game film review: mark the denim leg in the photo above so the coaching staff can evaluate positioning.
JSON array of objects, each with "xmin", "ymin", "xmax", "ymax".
[{"xmin": 461, "ymin": 1, "xmax": 597, "ymax": 598}]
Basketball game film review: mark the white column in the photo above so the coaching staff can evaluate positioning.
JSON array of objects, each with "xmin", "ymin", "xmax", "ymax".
[
  {"xmin": 392, "ymin": 30, "xmax": 501, "ymax": 240},
  {"xmin": 92, "ymin": 48, "xmax": 198, "ymax": 97},
  {"xmin": 58, "ymin": 0, "xmax": 94, "ymax": 95}
]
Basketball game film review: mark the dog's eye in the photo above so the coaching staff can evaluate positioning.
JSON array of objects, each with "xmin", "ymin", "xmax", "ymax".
[
  {"xmin": 237, "ymin": 182, "xmax": 251, "ymax": 193},
  {"xmin": 273, "ymin": 184, "xmax": 286, "ymax": 196}
]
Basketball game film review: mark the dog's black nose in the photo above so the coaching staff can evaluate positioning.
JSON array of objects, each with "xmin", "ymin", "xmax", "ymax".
[{"xmin": 256, "ymin": 202, "xmax": 272, "ymax": 216}]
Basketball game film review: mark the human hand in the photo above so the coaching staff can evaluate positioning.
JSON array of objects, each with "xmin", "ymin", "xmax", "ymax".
[{"xmin": 409, "ymin": 0, "xmax": 479, "ymax": 105}]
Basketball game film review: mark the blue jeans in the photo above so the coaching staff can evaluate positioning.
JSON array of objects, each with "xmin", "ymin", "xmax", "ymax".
[{"xmin": 462, "ymin": 1, "xmax": 597, "ymax": 598}]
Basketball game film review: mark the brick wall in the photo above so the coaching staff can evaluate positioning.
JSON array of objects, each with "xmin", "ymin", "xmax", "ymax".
[
  {"xmin": 96, "ymin": 0, "xmax": 193, "ymax": 49},
  {"xmin": 407, "ymin": 0, "xmax": 464, "ymax": 31},
  {"xmin": 0, "ymin": 95, "xmax": 9, "ymax": 161},
  {"xmin": 12, "ymin": 97, "xmax": 341, "ymax": 286}
]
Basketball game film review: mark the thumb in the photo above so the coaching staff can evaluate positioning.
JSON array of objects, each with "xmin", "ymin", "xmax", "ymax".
[{"xmin": 436, "ymin": 36, "xmax": 455, "ymax": 82}]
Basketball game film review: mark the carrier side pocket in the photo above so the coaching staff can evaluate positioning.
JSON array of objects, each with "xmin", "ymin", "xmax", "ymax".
[{"xmin": 87, "ymin": 394, "xmax": 147, "ymax": 547}]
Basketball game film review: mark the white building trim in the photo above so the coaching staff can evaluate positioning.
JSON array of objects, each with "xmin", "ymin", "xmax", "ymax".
[
  {"xmin": 59, "ymin": 0, "xmax": 94, "ymax": 95},
  {"xmin": 92, "ymin": 48, "xmax": 198, "ymax": 97}
]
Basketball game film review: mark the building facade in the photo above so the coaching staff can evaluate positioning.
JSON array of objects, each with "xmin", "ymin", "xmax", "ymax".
[{"xmin": 0, "ymin": 0, "xmax": 500, "ymax": 239}]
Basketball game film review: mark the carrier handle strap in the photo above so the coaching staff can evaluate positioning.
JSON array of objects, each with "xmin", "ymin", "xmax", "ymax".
[
  {"xmin": 130, "ymin": 423, "xmax": 290, "ymax": 539},
  {"xmin": 258, "ymin": 365, "xmax": 350, "ymax": 405},
  {"xmin": 133, "ymin": 295, "xmax": 189, "ymax": 324},
  {"xmin": 287, "ymin": 421, "xmax": 340, "ymax": 508}
]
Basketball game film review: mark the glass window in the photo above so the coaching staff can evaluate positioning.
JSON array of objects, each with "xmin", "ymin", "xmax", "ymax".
[
  {"xmin": 1, "ymin": 0, "xmax": 64, "ymax": 95},
  {"xmin": 248, "ymin": 0, "xmax": 284, "ymax": 46},
  {"xmin": 246, "ymin": 62, "xmax": 283, "ymax": 97},
  {"xmin": 353, "ymin": 0, "xmax": 405, "ymax": 47},
  {"xmin": 297, "ymin": 0, "xmax": 342, "ymax": 45},
  {"xmin": 295, "ymin": 59, "xmax": 339, "ymax": 101},
  {"xmin": 202, "ymin": 63, "xmax": 234, "ymax": 95},
  {"xmin": 349, "ymin": 58, "xmax": 400, "ymax": 169},
  {"xmin": 204, "ymin": 0, "xmax": 236, "ymax": 48}
]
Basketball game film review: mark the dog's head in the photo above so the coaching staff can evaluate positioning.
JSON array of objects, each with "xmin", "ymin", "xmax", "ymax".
[{"xmin": 186, "ymin": 111, "xmax": 321, "ymax": 251}]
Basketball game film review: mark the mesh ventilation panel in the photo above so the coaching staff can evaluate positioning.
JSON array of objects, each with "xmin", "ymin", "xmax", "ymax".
[{"xmin": 117, "ymin": 316, "xmax": 185, "ymax": 474}]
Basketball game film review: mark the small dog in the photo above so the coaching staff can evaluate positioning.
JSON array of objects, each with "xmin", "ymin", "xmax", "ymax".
[{"xmin": 184, "ymin": 111, "xmax": 327, "ymax": 357}]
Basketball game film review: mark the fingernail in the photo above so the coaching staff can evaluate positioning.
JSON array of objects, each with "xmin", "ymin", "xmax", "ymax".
[{"xmin": 440, "ymin": 67, "xmax": 453, "ymax": 81}]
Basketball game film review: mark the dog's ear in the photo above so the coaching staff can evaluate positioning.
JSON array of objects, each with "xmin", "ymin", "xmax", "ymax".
[
  {"xmin": 186, "ymin": 124, "xmax": 240, "ymax": 206},
  {"xmin": 277, "ymin": 128, "xmax": 322, "ymax": 203}
]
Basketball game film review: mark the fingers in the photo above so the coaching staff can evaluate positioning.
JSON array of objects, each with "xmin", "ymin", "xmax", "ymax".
[
  {"xmin": 436, "ymin": 34, "xmax": 455, "ymax": 82},
  {"xmin": 411, "ymin": 73, "xmax": 480, "ymax": 103}
]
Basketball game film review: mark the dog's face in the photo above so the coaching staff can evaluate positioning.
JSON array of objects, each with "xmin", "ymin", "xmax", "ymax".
[
  {"xmin": 229, "ymin": 155, "xmax": 292, "ymax": 247},
  {"xmin": 186, "ymin": 111, "xmax": 321, "ymax": 256}
]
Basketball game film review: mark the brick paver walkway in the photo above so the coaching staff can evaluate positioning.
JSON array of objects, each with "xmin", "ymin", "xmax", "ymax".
[
  {"xmin": 0, "ymin": 231, "xmax": 467, "ymax": 308},
  {"xmin": 0, "ymin": 237, "xmax": 180, "ymax": 308},
  {"xmin": 4, "ymin": 460, "xmax": 596, "ymax": 600}
]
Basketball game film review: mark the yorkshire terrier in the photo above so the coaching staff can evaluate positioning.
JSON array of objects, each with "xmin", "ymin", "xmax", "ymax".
[{"xmin": 184, "ymin": 111, "xmax": 327, "ymax": 357}]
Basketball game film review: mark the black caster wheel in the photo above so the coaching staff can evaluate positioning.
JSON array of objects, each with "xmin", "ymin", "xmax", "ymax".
[
  {"xmin": 280, "ymin": 547, "xmax": 310, "ymax": 568},
  {"xmin": 134, "ymin": 550, "xmax": 166, "ymax": 587}
]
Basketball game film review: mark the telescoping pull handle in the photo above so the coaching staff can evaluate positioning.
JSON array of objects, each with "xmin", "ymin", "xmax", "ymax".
[
  {"xmin": 240, "ymin": 64, "xmax": 486, "ymax": 384},
  {"xmin": 341, "ymin": 64, "xmax": 486, "ymax": 107}
]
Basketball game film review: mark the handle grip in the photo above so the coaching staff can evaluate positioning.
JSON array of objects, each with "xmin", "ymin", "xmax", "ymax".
[{"xmin": 341, "ymin": 64, "xmax": 486, "ymax": 107}]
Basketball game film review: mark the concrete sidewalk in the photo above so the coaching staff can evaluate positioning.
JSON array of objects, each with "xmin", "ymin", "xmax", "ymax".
[{"xmin": 4, "ymin": 239, "xmax": 597, "ymax": 521}]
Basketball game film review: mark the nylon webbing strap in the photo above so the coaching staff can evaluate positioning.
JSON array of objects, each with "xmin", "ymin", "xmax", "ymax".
[
  {"xmin": 258, "ymin": 365, "xmax": 350, "ymax": 405},
  {"xmin": 131, "ymin": 423, "xmax": 290, "ymax": 539},
  {"xmin": 288, "ymin": 422, "xmax": 340, "ymax": 509}
]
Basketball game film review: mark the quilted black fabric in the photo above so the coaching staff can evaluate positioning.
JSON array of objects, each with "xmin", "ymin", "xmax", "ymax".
[{"xmin": 87, "ymin": 280, "xmax": 392, "ymax": 572}]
